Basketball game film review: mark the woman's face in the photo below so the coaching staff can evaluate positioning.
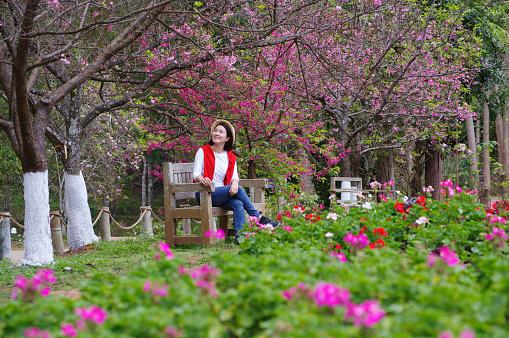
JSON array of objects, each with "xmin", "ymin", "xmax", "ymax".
[{"xmin": 212, "ymin": 125, "xmax": 230, "ymax": 147}]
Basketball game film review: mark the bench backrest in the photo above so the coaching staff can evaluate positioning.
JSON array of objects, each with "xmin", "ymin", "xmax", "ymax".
[{"xmin": 167, "ymin": 162, "xmax": 195, "ymax": 200}]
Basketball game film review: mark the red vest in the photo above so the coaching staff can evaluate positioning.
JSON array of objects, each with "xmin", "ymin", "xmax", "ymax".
[{"xmin": 201, "ymin": 144, "xmax": 237, "ymax": 186}]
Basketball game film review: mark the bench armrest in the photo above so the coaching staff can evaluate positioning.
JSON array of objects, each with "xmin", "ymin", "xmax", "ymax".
[
  {"xmin": 238, "ymin": 179, "xmax": 268, "ymax": 188},
  {"xmin": 168, "ymin": 183, "xmax": 215, "ymax": 193}
]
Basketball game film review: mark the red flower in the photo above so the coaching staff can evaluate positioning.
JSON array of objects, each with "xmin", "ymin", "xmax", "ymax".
[
  {"xmin": 336, "ymin": 244, "xmax": 342, "ymax": 250},
  {"xmin": 369, "ymin": 239, "xmax": 386, "ymax": 249},
  {"xmin": 305, "ymin": 214, "xmax": 321, "ymax": 223},
  {"xmin": 360, "ymin": 217, "xmax": 367, "ymax": 222},
  {"xmin": 416, "ymin": 196, "xmax": 426, "ymax": 207},
  {"xmin": 277, "ymin": 213, "xmax": 282, "ymax": 221},
  {"xmin": 373, "ymin": 228, "xmax": 388, "ymax": 236},
  {"xmin": 394, "ymin": 202, "xmax": 406, "ymax": 214},
  {"xmin": 387, "ymin": 218, "xmax": 390, "ymax": 221},
  {"xmin": 285, "ymin": 211, "xmax": 292, "ymax": 218},
  {"xmin": 359, "ymin": 226, "xmax": 367, "ymax": 234}
]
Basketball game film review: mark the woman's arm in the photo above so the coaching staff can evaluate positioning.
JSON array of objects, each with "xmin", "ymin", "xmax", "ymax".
[
  {"xmin": 193, "ymin": 148, "xmax": 211, "ymax": 186},
  {"xmin": 229, "ymin": 162, "xmax": 239, "ymax": 195}
]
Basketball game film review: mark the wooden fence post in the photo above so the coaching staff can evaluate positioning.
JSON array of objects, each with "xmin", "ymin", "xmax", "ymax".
[
  {"xmin": 50, "ymin": 211, "xmax": 65, "ymax": 255},
  {"xmin": 141, "ymin": 207, "xmax": 153, "ymax": 236},
  {"xmin": 100, "ymin": 207, "xmax": 111, "ymax": 241},
  {"xmin": 0, "ymin": 212, "xmax": 11, "ymax": 260}
]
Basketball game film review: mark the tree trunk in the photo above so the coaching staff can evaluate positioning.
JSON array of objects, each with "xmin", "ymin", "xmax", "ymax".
[
  {"xmin": 148, "ymin": 161, "xmax": 154, "ymax": 207},
  {"xmin": 480, "ymin": 95, "xmax": 491, "ymax": 204},
  {"xmin": 375, "ymin": 152, "xmax": 395, "ymax": 184},
  {"xmin": 247, "ymin": 160, "xmax": 257, "ymax": 179},
  {"xmin": 410, "ymin": 141, "xmax": 425, "ymax": 197},
  {"xmin": 59, "ymin": 110, "xmax": 98, "ymax": 249},
  {"xmin": 299, "ymin": 152, "xmax": 316, "ymax": 194},
  {"xmin": 425, "ymin": 146, "xmax": 442, "ymax": 201},
  {"xmin": 142, "ymin": 155, "xmax": 147, "ymax": 206},
  {"xmin": 466, "ymin": 117, "xmax": 479, "ymax": 191},
  {"xmin": 21, "ymin": 171, "xmax": 53, "ymax": 266},
  {"xmin": 504, "ymin": 107, "xmax": 509, "ymax": 187},
  {"xmin": 65, "ymin": 172, "xmax": 99, "ymax": 249},
  {"xmin": 496, "ymin": 114, "xmax": 506, "ymax": 195}
]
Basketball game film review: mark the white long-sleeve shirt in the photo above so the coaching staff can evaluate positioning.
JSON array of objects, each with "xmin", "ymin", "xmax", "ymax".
[{"xmin": 193, "ymin": 148, "xmax": 239, "ymax": 187}]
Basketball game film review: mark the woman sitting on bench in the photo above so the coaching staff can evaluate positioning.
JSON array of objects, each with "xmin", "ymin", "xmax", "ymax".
[{"xmin": 193, "ymin": 119, "xmax": 278, "ymax": 242}]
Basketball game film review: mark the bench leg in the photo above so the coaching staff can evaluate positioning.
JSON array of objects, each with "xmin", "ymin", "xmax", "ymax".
[
  {"xmin": 219, "ymin": 215, "xmax": 230, "ymax": 239},
  {"xmin": 200, "ymin": 192, "xmax": 214, "ymax": 246},
  {"xmin": 165, "ymin": 217, "xmax": 176, "ymax": 247}
]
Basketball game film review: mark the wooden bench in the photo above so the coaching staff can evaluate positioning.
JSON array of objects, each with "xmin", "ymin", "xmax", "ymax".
[
  {"xmin": 162, "ymin": 162, "xmax": 268, "ymax": 246},
  {"xmin": 330, "ymin": 177, "xmax": 363, "ymax": 207}
]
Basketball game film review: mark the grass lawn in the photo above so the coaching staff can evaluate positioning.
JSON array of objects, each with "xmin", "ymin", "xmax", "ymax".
[{"xmin": 0, "ymin": 235, "xmax": 239, "ymax": 305}]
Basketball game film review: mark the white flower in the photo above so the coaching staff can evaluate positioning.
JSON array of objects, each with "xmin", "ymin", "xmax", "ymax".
[
  {"xmin": 266, "ymin": 224, "xmax": 274, "ymax": 231},
  {"xmin": 326, "ymin": 213, "xmax": 338, "ymax": 221},
  {"xmin": 415, "ymin": 216, "xmax": 429, "ymax": 225},
  {"xmin": 362, "ymin": 202, "xmax": 372, "ymax": 209},
  {"xmin": 395, "ymin": 190, "xmax": 401, "ymax": 195},
  {"xmin": 325, "ymin": 232, "xmax": 333, "ymax": 238},
  {"xmin": 368, "ymin": 194, "xmax": 373, "ymax": 198}
]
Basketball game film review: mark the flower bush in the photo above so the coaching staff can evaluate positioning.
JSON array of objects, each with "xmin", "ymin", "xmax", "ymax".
[{"xmin": 2, "ymin": 188, "xmax": 509, "ymax": 337}]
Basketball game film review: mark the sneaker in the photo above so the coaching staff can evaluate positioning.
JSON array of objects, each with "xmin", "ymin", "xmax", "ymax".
[{"xmin": 259, "ymin": 215, "xmax": 279, "ymax": 229}]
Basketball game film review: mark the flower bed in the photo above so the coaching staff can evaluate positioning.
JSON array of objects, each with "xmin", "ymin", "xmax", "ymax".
[{"xmin": 2, "ymin": 185, "xmax": 509, "ymax": 337}]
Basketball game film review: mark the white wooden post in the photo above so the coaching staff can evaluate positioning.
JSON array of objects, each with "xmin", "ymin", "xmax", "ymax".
[
  {"xmin": 141, "ymin": 207, "xmax": 153, "ymax": 235},
  {"xmin": 0, "ymin": 212, "xmax": 11, "ymax": 260},
  {"xmin": 99, "ymin": 207, "xmax": 111, "ymax": 241},
  {"xmin": 50, "ymin": 211, "xmax": 65, "ymax": 255}
]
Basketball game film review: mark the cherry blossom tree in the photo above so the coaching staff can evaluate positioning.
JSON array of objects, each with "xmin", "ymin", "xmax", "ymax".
[{"xmin": 0, "ymin": 0, "xmax": 338, "ymax": 264}]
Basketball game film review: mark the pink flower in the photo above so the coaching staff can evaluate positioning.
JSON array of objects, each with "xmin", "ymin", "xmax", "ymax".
[
  {"xmin": 178, "ymin": 265, "xmax": 188, "ymax": 275},
  {"xmin": 439, "ymin": 246, "xmax": 460, "ymax": 267},
  {"xmin": 459, "ymin": 329, "xmax": 475, "ymax": 338},
  {"xmin": 343, "ymin": 232, "xmax": 369, "ymax": 249},
  {"xmin": 37, "ymin": 269, "xmax": 57, "ymax": 283},
  {"xmin": 427, "ymin": 253, "xmax": 438, "ymax": 267},
  {"xmin": 61, "ymin": 323, "xmax": 78, "ymax": 337},
  {"xmin": 345, "ymin": 300, "xmax": 386, "ymax": 327},
  {"xmin": 143, "ymin": 280, "xmax": 152, "ymax": 292},
  {"xmin": 24, "ymin": 327, "xmax": 42, "ymax": 337},
  {"xmin": 313, "ymin": 282, "xmax": 350, "ymax": 307},
  {"xmin": 330, "ymin": 252, "xmax": 348, "ymax": 262},
  {"xmin": 438, "ymin": 331, "xmax": 454, "ymax": 338},
  {"xmin": 158, "ymin": 241, "xmax": 174, "ymax": 259},
  {"xmin": 74, "ymin": 305, "xmax": 109, "ymax": 325},
  {"xmin": 14, "ymin": 275, "xmax": 29, "ymax": 290},
  {"xmin": 205, "ymin": 228, "xmax": 226, "ymax": 239},
  {"xmin": 282, "ymin": 226, "xmax": 292, "ymax": 232},
  {"xmin": 282, "ymin": 287, "xmax": 297, "ymax": 300},
  {"xmin": 40, "ymin": 286, "xmax": 51, "ymax": 297},
  {"xmin": 47, "ymin": 0, "xmax": 62, "ymax": 8},
  {"xmin": 164, "ymin": 326, "xmax": 184, "ymax": 337},
  {"xmin": 153, "ymin": 287, "xmax": 169, "ymax": 297}
]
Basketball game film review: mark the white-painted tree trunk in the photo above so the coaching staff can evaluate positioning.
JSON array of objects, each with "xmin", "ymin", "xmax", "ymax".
[
  {"xmin": 21, "ymin": 171, "xmax": 53, "ymax": 266},
  {"xmin": 65, "ymin": 172, "xmax": 98, "ymax": 249}
]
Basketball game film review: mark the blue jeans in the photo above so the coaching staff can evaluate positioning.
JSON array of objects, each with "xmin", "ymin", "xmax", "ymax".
[{"xmin": 195, "ymin": 185, "xmax": 260, "ymax": 239}]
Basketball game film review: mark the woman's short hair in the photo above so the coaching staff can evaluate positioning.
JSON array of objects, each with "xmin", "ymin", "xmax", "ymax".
[{"xmin": 208, "ymin": 122, "xmax": 234, "ymax": 150}]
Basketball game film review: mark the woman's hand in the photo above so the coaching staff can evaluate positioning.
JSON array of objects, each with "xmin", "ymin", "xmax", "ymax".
[
  {"xmin": 229, "ymin": 181, "xmax": 239, "ymax": 195},
  {"xmin": 199, "ymin": 176, "xmax": 212, "ymax": 187}
]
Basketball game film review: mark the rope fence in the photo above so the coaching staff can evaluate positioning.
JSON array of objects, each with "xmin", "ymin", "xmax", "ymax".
[
  {"xmin": 2, "ymin": 207, "xmax": 164, "ymax": 243},
  {"xmin": 91, "ymin": 207, "xmax": 163, "ymax": 230}
]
